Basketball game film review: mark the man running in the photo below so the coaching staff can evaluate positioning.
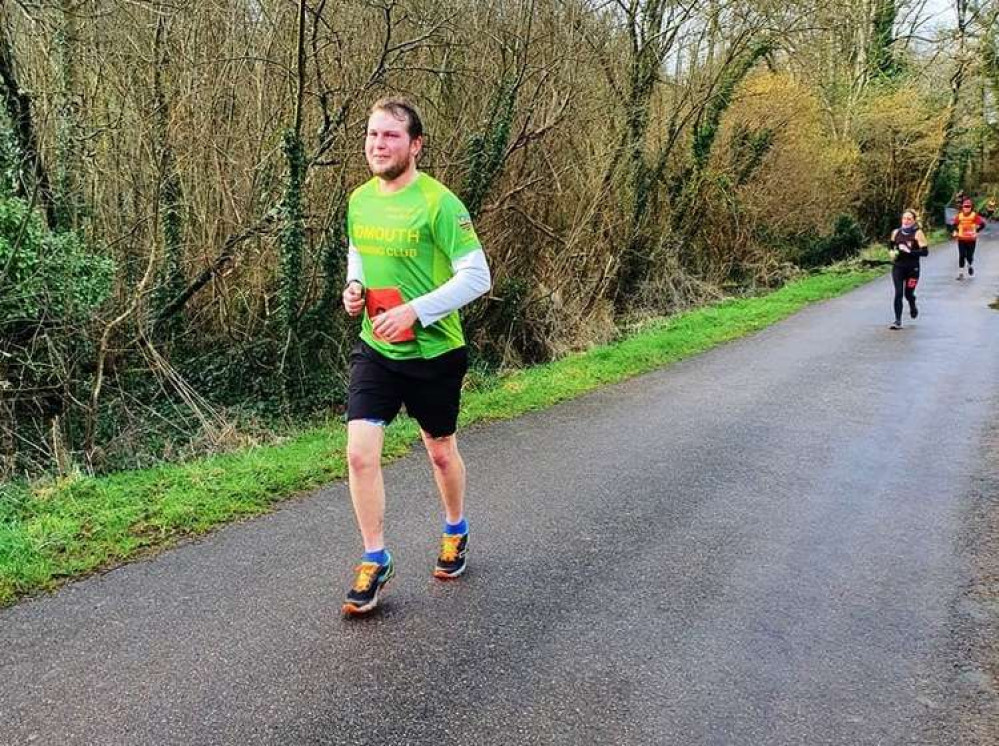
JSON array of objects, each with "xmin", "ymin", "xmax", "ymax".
[
  {"xmin": 340, "ymin": 97, "xmax": 491, "ymax": 616},
  {"xmin": 887, "ymin": 209, "xmax": 929, "ymax": 330},
  {"xmin": 951, "ymin": 198, "xmax": 985, "ymax": 280}
]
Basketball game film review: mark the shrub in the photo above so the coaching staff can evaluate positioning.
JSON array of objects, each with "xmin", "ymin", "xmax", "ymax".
[
  {"xmin": 793, "ymin": 214, "xmax": 867, "ymax": 268},
  {"xmin": 0, "ymin": 196, "xmax": 113, "ymax": 326}
]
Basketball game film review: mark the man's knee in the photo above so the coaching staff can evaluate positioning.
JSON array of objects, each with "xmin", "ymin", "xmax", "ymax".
[
  {"xmin": 425, "ymin": 436, "xmax": 458, "ymax": 472},
  {"xmin": 347, "ymin": 441, "xmax": 380, "ymax": 475}
]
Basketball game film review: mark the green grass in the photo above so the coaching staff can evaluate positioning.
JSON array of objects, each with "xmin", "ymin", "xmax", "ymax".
[{"xmin": 0, "ymin": 265, "xmax": 881, "ymax": 606}]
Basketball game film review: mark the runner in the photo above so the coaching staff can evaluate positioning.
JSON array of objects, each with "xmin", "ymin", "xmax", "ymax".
[
  {"xmin": 950, "ymin": 198, "xmax": 985, "ymax": 280},
  {"xmin": 887, "ymin": 209, "xmax": 929, "ymax": 330},
  {"xmin": 340, "ymin": 96, "xmax": 491, "ymax": 616},
  {"xmin": 983, "ymin": 197, "xmax": 997, "ymax": 221}
]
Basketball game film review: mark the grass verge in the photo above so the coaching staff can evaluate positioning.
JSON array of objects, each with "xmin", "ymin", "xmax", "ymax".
[{"xmin": 0, "ymin": 265, "xmax": 882, "ymax": 606}]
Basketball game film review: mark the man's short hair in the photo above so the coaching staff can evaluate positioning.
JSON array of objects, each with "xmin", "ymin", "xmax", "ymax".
[{"xmin": 369, "ymin": 97, "xmax": 424, "ymax": 140}]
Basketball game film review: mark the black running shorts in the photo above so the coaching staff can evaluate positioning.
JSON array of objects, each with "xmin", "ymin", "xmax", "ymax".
[{"xmin": 347, "ymin": 341, "xmax": 469, "ymax": 438}]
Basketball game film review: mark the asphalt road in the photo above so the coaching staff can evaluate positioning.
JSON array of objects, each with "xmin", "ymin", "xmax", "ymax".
[{"xmin": 3, "ymin": 236, "xmax": 999, "ymax": 745}]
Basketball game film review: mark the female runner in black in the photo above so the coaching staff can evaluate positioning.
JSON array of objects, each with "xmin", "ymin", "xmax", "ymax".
[{"xmin": 888, "ymin": 209, "xmax": 929, "ymax": 330}]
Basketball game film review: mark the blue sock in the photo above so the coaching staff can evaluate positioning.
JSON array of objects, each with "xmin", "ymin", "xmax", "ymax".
[
  {"xmin": 363, "ymin": 548, "xmax": 390, "ymax": 566},
  {"xmin": 444, "ymin": 518, "xmax": 468, "ymax": 536}
]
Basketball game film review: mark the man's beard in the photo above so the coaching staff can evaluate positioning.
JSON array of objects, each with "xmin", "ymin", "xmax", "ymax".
[{"xmin": 371, "ymin": 157, "xmax": 409, "ymax": 181}]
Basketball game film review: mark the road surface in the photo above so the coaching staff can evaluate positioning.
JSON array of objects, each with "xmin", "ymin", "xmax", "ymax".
[{"xmin": 2, "ymin": 236, "xmax": 999, "ymax": 745}]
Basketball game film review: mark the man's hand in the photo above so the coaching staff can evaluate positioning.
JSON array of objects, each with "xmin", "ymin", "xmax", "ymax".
[
  {"xmin": 371, "ymin": 303, "xmax": 417, "ymax": 343},
  {"xmin": 343, "ymin": 281, "xmax": 365, "ymax": 317}
]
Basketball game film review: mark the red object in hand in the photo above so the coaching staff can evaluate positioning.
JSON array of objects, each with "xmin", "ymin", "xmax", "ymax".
[{"xmin": 366, "ymin": 287, "xmax": 415, "ymax": 342}]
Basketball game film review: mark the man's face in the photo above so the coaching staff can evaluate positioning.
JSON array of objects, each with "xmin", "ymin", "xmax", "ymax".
[{"xmin": 365, "ymin": 109, "xmax": 421, "ymax": 181}]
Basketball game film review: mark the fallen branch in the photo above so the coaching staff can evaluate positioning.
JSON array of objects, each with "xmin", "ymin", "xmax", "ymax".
[{"xmin": 153, "ymin": 213, "xmax": 277, "ymax": 328}]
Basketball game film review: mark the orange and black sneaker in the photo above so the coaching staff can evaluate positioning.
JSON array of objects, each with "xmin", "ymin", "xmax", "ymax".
[
  {"xmin": 342, "ymin": 554, "xmax": 394, "ymax": 616},
  {"xmin": 433, "ymin": 532, "xmax": 468, "ymax": 579}
]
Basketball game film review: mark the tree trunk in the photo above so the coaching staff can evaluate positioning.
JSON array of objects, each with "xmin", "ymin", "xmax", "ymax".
[
  {"xmin": 0, "ymin": 5, "xmax": 57, "ymax": 228},
  {"xmin": 919, "ymin": 0, "xmax": 970, "ymax": 213}
]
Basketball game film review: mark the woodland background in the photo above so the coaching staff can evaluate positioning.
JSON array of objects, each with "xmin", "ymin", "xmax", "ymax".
[{"xmin": 1, "ymin": 0, "xmax": 996, "ymax": 478}]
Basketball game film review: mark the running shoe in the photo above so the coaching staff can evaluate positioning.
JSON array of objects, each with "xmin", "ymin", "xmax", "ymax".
[
  {"xmin": 433, "ymin": 532, "xmax": 468, "ymax": 579},
  {"xmin": 889, "ymin": 320, "xmax": 902, "ymax": 330},
  {"xmin": 969, "ymin": 265, "xmax": 975, "ymax": 276},
  {"xmin": 343, "ymin": 555, "xmax": 394, "ymax": 616},
  {"xmin": 909, "ymin": 302, "xmax": 918, "ymax": 319},
  {"xmin": 957, "ymin": 272, "xmax": 965, "ymax": 280}
]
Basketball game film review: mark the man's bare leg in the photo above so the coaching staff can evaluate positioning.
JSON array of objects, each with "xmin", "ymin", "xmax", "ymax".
[
  {"xmin": 346, "ymin": 420, "xmax": 387, "ymax": 551},
  {"xmin": 422, "ymin": 430, "xmax": 469, "ymax": 578},
  {"xmin": 421, "ymin": 431, "xmax": 465, "ymax": 523}
]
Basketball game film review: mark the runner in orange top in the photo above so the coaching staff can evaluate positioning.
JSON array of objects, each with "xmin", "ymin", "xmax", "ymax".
[{"xmin": 950, "ymin": 198, "xmax": 985, "ymax": 279}]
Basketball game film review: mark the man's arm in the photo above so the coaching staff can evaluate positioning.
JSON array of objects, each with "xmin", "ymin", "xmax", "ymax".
[
  {"xmin": 408, "ymin": 250, "xmax": 491, "ymax": 327},
  {"xmin": 343, "ymin": 242, "xmax": 366, "ymax": 317},
  {"xmin": 346, "ymin": 242, "xmax": 365, "ymax": 286}
]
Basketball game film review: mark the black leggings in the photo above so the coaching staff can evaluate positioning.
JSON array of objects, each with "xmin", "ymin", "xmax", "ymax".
[
  {"xmin": 958, "ymin": 240, "xmax": 976, "ymax": 267},
  {"xmin": 892, "ymin": 265, "xmax": 919, "ymax": 320}
]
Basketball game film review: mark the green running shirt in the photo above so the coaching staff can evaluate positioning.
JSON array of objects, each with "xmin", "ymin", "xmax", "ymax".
[{"xmin": 347, "ymin": 172, "xmax": 482, "ymax": 360}]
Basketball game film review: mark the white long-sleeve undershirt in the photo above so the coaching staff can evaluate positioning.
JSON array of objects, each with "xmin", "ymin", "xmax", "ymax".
[{"xmin": 346, "ymin": 244, "xmax": 491, "ymax": 328}]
